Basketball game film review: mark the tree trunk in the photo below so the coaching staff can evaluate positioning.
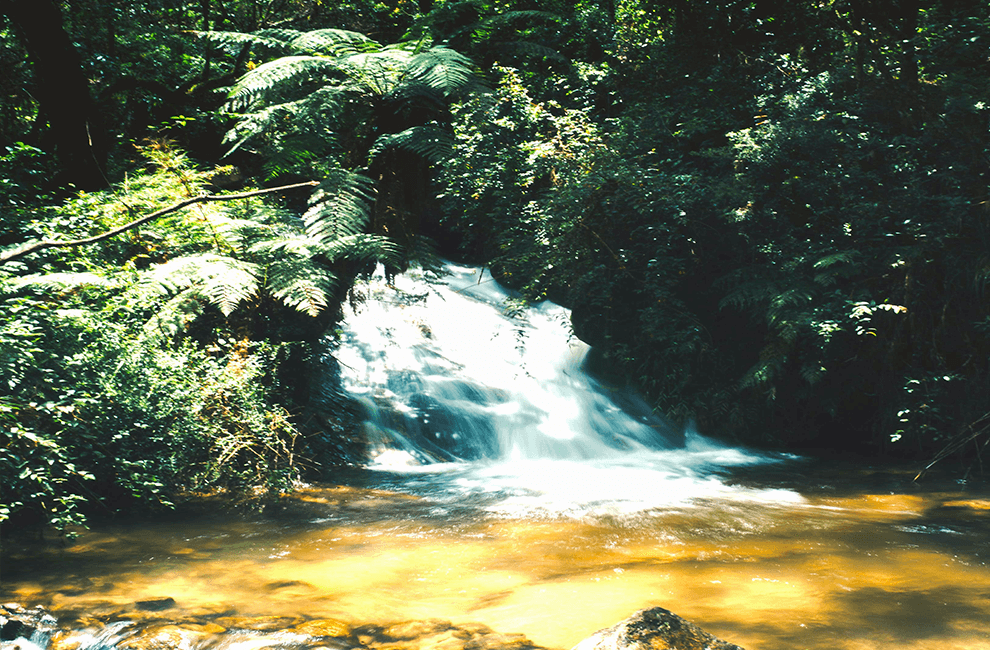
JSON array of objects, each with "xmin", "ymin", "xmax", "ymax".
[{"xmin": 0, "ymin": 0, "xmax": 107, "ymax": 190}]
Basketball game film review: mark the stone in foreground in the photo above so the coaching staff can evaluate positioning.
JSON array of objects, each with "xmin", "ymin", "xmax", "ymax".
[{"xmin": 571, "ymin": 608, "xmax": 744, "ymax": 650}]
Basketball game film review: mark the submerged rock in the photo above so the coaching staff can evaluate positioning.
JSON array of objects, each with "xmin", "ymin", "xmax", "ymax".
[
  {"xmin": 571, "ymin": 608, "xmax": 744, "ymax": 650},
  {"xmin": 1, "ymin": 604, "xmax": 58, "ymax": 648}
]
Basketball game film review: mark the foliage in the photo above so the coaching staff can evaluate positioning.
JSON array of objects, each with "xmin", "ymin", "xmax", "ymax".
[{"xmin": 0, "ymin": 143, "xmax": 395, "ymax": 530}]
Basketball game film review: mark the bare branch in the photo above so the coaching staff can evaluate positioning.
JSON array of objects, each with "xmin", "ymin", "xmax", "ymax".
[{"xmin": 0, "ymin": 181, "xmax": 319, "ymax": 266}]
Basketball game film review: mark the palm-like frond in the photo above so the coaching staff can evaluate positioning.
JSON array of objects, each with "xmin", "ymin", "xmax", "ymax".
[
  {"xmin": 265, "ymin": 257, "xmax": 336, "ymax": 317},
  {"xmin": 405, "ymin": 47, "xmax": 475, "ymax": 98},
  {"xmin": 141, "ymin": 288, "xmax": 205, "ymax": 341},
  {"xmin": 342, "ymin": 49, "xmax": 416, "ymax": 96},
  {"xmin": 290, "ymin": 29, "xmax": 379, "ymax": 56},
  {"xmin": 137, "ymin": 253, "xmax": 260, "ymax": 316},
  {"xmin": 315, "ymin": 233, "xmax": 400, "ymax": 265},
  {"xmin": 226, "ymin": 56, "xmax": 342, "ymax": 111},
  {"xmin": 199, "ymin": 28, "xmax": 379, "ymax": 58},
  {"xmin": 10, "ymin": 272, "xmax": 118, "ymax": 292},
  {"xmin": 302, "ymin": 172, "xmax": 376, "ymax": 242},
  {"xmin": 369, "ymin": 125, "xmax": 455, "ymax": 164}
]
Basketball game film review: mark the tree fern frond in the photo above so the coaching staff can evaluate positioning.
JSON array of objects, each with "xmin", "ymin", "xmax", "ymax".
[
  {"xmin": 303, "ymin": 172, "xmax": 376, "ymax": 242},
  {"xmin": 226, "ymin": 56, "xmax": 341, "ymax": 111},
  {"xmin": 405, "ymin": 47, "xmax": 475, "ymax": 98},
  {"xmin": 140, "ymin": 287, "xmax": 204, "ymax": 341},
  {"xmin": 341, "ymin": 50, "xmax": 414, "ymax": 95},
  {"xmin": 248, "ymin": 233, "xmax": 324, "ymax": 257},
  {"xmin": 290, "ymin": 29, "xmax": 380, "ymax": 56},
  {"xmin": 800, "ymin": 362, "xmax": 826, "ymax": 385},
  {"xmin": 369, "ymin": 125, "xmax": 454, "ymax": 164},
  {"xmin": 314, "ymin": 233, "xmax": 400, "ymax": 265},
  {"xmin": 266, "ymin": 258, "xmax": 337, "ymax": 317},
  {"xmin": 719, "ymin": 279, "xmax": 782, "ymax": 311},
  {"xmin": 10, "ymin": 271, "xmax": 118, "ymax": 292},
  {"xmin": 194, "ymin": 257, "xmax": 260, "ymax": 316},
  {"xmin": 812, "ymin": 250, "xmax": 863, "ymax": 286},
  {"xmin": 813, "ymin": 250, "xmax": 862, "ymax": 269},
  {"xmin": 137, "ymin": 253, "xmax": 260, "ymax": 316},
  {"xmin": 195, "ymin": 29, "xmax": 298, "ymax": 57}
]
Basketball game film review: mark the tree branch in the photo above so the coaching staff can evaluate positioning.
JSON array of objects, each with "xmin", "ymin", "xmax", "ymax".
[{"xmin": 0, "ymin": 181, "xmax": 319, "ymax": 265}]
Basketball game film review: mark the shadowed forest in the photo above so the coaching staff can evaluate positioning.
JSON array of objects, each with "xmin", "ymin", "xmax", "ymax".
[{"xmin": 2, "ymin": 0, "xmax": 989, "ymax": 531}]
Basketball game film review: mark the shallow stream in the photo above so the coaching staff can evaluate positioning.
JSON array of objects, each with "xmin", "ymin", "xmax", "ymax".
[{"xmin": 3, "ymin": 264, "xmax": 990, "ymax": 650}]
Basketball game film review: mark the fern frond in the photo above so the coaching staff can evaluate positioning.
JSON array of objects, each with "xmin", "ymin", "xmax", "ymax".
[
  {"xmin": 368, "ymin": 125, "xmax": 454, "ymax": 164},
  {"xmin": 719, "ymin": 279, "xmax": 782, "ymax": 311},
  {"xmin": 226, "ymin": 56, "xmax": 341, "ymax": 111},
  {"xmin": 223, "ymin": 86, "xmax": 352, "ymax": 157},
  {"xmin": 303, "ymin": 172, "xmax": 376, "ymax": 242},
  {"xmin": 195, "ymin": 258, "xmax": 260, "ymax": 316},
  {"xmin": 800, "ymin": 362, "xmax": 826, "ymax": 385},
  {"xmin": 10, "ymin": 272, "xmax": 118, "ymax": 292},
  {"xmin": 141, "ymin": 287, "xmax": 204, "ymax": 341},
  {"xmin": 813, "ymin": 250, "xmax": 861, "ymax": 269},
  {"xmin": 289, "ymin": 29, "xmax": 380, "ymax": 56},
  {"xmin": 812, "ymin": 250, "xmax": 863, "ymax": 286},
  {"xmin": 195, "ymin": 29, "xmax": 298, "ymax": 57},
  {"xmin": 405, "ymin": 47, "xmax": 475, "ymax": 98},
  {"xmin": 341, "ymin": 50, "xmax": 414, "ymax": 95},
  {"xmin": 315, "ymin": 233, "xmax": 400, "ymax": 265},
  {"xmin": 265, "ymin": 258, "xmax": 337, "ymax": 317},
  {"xmin": 137, "ymin": 253, "xmax": 260, "ymax": 316}
]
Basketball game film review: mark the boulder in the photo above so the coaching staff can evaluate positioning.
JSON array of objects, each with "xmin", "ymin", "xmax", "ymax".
[
  {"xmin": 571, "ymin": 608, "xmax": 744, "ymax": 650},
  {"xmin": 1, "ymin": 604, "xmax": 58, "ymax": 648}
]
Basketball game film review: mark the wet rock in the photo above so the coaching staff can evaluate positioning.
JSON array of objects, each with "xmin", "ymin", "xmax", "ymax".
[
  {"xmin": 135, "ymin": 599, "xmax": 176, "ymax": 613},
  {"xmin": 290, "ymin": 620, "xmax": 352, "ymax": 639},
  {"xmin": 213, "ymin": 616, "xmax": 304, "ymax": 632},
  {"xmin": 571, "ymin": 608, "xmax": 744, "ymax": 650},
  {"xmin": 1, "ymin": 604, "xmax": 58, "ymax": 648},
  {"xmin": 356, "ymin": 621, "xmax": 546, "ymax": 650}
]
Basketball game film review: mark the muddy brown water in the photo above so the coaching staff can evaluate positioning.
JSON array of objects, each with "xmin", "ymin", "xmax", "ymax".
[{"xmin": 3, "ymin": 462, "xmax": 990, "ymax": 650}]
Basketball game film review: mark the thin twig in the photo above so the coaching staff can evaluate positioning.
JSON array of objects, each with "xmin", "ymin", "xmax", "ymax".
[{"xmin": 0, "ymin": 181, "xmax": 318, "ymax": 266}]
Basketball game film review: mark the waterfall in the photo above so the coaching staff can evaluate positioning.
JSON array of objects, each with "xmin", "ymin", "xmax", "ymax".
[{"xmin": 334, "ymin": 263, "xmax": 798, "ymax": 516}]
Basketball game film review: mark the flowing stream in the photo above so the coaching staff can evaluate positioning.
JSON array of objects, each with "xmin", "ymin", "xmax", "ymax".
[{"xmin": 3, "ymin": 263, "xmax": 990, "ymax": 650}]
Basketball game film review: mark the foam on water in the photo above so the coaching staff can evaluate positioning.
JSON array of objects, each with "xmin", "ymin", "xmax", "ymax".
[{"xmin": 334, "ymin": 263, "xmax": 800, "ymax": 516}]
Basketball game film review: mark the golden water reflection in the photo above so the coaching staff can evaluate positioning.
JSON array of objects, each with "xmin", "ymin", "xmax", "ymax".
[{"xmin": 3, "ymin": 473, "xmax": 990, "ymax": 650}]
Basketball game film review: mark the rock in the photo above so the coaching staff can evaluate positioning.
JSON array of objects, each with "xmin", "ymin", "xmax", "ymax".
[
  {"xmin": 1, "ymin": 604, "xmax": 58, "ymax": 648},
  {"xmin": 135, "ymin": 599, "xmax": 176, "ymax": 613},
  {"xmin": 571, "ymin": 608, "xmax": 744, "ymax": 650},
  {"xmin": 212, "ymin": 616, "xmax": 304, "ymax": 632},
  {"xmin": 290, "ymin": 619, "xmax": 352, "ymax": 639}
]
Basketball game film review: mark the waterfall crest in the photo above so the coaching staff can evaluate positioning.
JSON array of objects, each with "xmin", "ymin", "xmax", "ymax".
[{"xmin": 333, "ymin": 263, "xmax": 797, "ymax": 516}]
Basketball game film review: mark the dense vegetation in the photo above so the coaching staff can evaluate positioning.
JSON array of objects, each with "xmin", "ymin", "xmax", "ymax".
[{"xmin": 2, "ymin": 0, "xmax": 989, "ymax": 531}]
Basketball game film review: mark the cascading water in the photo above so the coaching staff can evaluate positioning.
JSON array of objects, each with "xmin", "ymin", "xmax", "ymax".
[{"xmin": 334, "ymin": 262, "xmax": 800, "ymax": 516}]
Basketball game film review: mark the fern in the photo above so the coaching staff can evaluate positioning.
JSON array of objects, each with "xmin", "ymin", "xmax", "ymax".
[
  {"xmin": 137, "ymin": 253, "xmax": 260, "ymax": 316},
  {"xmin": 369, "ymin": 125, "xmax": 455, "ymax": 164},
  {"xmin": 226, "ymin": 56, "xmax": 342, "ymax": 111},
  {"xmin": 10, "ymin": 272, "xmax": 118, "ymax": 292},
  {"xmin": 302, "ymin": 171, "xmax": 376, "ymax": 242},
  {"xmin": 266, "ymin": 258, "xmax": 336, "ymax": 317},
  {"xmin": 404, "ymin": 47, "xmax": 475, "ymax": 98}
]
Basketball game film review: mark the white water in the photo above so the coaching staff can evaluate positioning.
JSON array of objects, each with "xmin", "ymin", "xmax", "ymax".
[{"xmin": 334, "ymin": 263, "xmax": 801, "ymax": 517}]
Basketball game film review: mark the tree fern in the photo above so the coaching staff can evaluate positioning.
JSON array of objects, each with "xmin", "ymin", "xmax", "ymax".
[
  {"xmin": 10, "ymin": 271, "xmax": 118, "ymax": 292},
  {"xmin": 369, "ymin": 125, "xmax": 455, "ymax": 165},
  {"xmin": 403, "ymin": 47, "xmax": 475, "ymax": 99},
  {"xmin": 302, "ymin": 171, "xmax": 376, "ymax": 242},
  {"xmin": 136, "ymin": 253, "xmax": 260, "ymax": 317},
  {"xmin": 265, "ymin": 257, "xmax": 336, "ymax": 317},
  {"xmin": 226, "ymin": 56, "xmax": 341, "ymax": 111}
]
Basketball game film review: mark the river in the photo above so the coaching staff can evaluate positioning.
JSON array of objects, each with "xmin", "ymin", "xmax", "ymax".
[{"xmin": 2, "ymin": 263, "xmax": 990, "ymax": 650}]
